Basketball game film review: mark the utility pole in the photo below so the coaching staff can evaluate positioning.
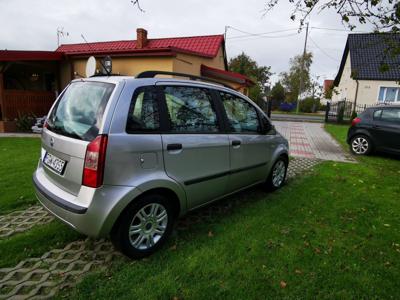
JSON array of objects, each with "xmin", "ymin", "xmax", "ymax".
[{"xmin": 296, "ymin": 22, "xmax": 309, "ymax": 114}]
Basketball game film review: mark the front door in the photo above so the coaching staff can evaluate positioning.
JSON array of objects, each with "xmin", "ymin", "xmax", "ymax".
[
  {"xmin": 159, "ymin": 85, "xmax": 230, "ymax": 209},
  {"xmin": 219, "ymin": 92, "xmax": 272, "ymax": 193}
]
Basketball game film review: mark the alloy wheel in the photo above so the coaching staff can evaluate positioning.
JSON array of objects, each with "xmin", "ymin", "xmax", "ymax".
[
  {"xmin": 272, "ymin": 160, "xmax": 286, "ymax": 187},
  {"xmin": 128, "ymin": 203, "xmax": 168, "ymax": 250},
  {"xmin": 352, "ymin": 137, "xmax": 369, "ymax": 154}
]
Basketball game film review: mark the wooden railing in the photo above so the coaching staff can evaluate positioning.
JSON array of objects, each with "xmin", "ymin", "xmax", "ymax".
[{"xmin": 1, "ymin": 90, "xmax": 56, "ymax": 120}]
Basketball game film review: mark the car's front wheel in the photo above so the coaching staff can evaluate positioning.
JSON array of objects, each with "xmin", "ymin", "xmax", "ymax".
[
  {"xmin": 266, "ymin": 156, "xmax": 288, "ymax": 191},
  {"xmin": 350, "ymin": 135, "xmax": 372, "ymax": 155},
  {"xmin": 111, "ymin": 194, "xmax": 175, "ymax": 259}
]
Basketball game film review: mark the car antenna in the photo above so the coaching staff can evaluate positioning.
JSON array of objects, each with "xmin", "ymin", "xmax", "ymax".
[{"xmin": 81, "ymin": 34, "xmax": 111, "ymax": 76}]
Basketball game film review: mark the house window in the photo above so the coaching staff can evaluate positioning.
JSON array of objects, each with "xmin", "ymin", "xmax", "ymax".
[{"xmin": 378, "ymin": 87, "xmax": 400, "ymax": 102}]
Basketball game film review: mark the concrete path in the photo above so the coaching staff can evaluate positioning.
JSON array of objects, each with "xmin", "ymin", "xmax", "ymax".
[{"xmin": 274, "ymin": 121, "xmax": 354, "ymax": 162}]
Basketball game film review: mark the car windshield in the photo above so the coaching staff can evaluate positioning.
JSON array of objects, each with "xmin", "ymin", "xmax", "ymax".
[{"xmin": 47, "ymin": 81, "xmax": 115, "ymax": 141}]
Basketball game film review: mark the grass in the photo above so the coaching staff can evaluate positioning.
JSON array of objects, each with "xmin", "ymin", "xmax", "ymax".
[
  {"xmin": 325, "ymin": 123, "xmax": 349, "ymax": 149},
  {"xmin": 1, "ymin": 133, "xmax": 399, "ymax": 298},
  {"xmin": 0, "ymin": 137, "xmax": 41, "ymax": 213},
  {"xmin": 60, "ymin": 125, "xmax": 400, "ymax": 299},
  {"xmin": 272, "ymin": 111, "xmax": 324, "ymax": 117},
  {"xmin": 0, "ymin": 221, "xmax": 81, "ymax": 268},
  {"xmin": 0, "ymin": 137, "xmax": 82, "ymax": 269}
]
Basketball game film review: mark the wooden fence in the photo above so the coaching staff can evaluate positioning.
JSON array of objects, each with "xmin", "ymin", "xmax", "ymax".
[{"xmin": 1, "ymin": 90, "xmax": 56, "ymax": 120}]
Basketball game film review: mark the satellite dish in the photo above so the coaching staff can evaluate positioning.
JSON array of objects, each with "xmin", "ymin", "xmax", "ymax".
[{"xmin": 85, "ymin": 56, "xmax": 96, "ymax": 77}]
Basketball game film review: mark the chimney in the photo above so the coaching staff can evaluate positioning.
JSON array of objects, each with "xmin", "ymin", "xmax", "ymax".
[{"xmin": 136, "ymin": 28, "xmax": 148, "ymax": 49}]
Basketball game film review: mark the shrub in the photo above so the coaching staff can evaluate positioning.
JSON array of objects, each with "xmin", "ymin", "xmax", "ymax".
[
  {"xmin": 337, "ymin": 106, "xmax": 345, "ymax": 123},
  {"xmin": 15, "ymin": 113, "xmax": 36, "ymax": 132},
  {"xmin": 300, "ymin": 97, "xmax": 320, "ymax": 113}
]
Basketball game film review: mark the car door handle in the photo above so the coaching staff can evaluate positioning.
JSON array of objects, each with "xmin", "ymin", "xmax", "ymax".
[
  {"xmin": 232, "ymin": 140, "xmax": 241, "ymax": 146},
  {"xmin": 167, "ymin": 143, "xmax": 183, "ymax": 151}
]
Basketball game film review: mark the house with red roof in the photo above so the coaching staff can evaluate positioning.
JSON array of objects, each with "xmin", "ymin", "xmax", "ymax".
[{"xmin": 0, "ymin": 28, "xmax": 254, "ymax": 132}]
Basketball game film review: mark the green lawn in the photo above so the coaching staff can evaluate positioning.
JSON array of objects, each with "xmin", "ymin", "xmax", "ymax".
[
  {"xmin": 272, "ymin": 111, "xmax": 324, "ymax": 117},
  {"xmin": 1, "ymin": 132, "xmax": 399, "ymax": 299},
  {"xmin": 0, "ymin": 137, "xmax": 82, "ymax": 268},
  {"xmin": 60, "ymin": 125, "xmax": 400, "ymax": 299},
  {"xmin": 0, "ymin": 137, "xmax": 41, "ymax": 213}
]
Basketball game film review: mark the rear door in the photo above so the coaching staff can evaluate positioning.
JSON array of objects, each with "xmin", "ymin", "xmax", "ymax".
[
  {"xmin": 219, "ymin": 92, "xmax": 273, "ymax": 193},
  {"xmin": 372, "ymin": 108, "xmax": 400, "ymax": 152},
  {"xmin": 42, "ymin": 81, "xmax": 116, "ymax": 195},
  {"xmin": 158, "ymin": 84, "xmax": 230, "ymax": 209}
]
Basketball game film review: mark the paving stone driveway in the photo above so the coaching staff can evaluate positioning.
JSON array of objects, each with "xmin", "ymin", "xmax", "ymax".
[
  {"xmin": 274, "ymin": 121, "xmax": 354, "ymax": 162},
  {"xmin": 0, "ymin": 157, "xmax": 320, "ymax": 299}
]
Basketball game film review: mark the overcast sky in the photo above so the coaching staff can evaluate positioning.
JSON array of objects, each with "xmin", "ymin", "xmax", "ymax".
[{"xmin": 0, "ymin": 0, "xmax": 374, "ymax": 85}]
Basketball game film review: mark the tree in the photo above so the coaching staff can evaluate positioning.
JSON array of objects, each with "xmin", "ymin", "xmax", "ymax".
[
  {"xmin": 280, "ymin": 52, "xmax": 313, "ymax": 103},
  {"xmin": 270, "ymin": 81, "xmax": 286, "ymax": 108},
  {"xmin": 228, "ymin": 52, "xmax": 272, "ymax": 104},
  {"xmin": 264, "ymin": 0, "xmax": 400, "ymax": 33}
]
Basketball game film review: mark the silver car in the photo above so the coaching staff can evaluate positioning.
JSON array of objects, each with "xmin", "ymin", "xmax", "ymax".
[{"xmin": 33, "ymin": 73, "xmax": 289, "ymax": 258}]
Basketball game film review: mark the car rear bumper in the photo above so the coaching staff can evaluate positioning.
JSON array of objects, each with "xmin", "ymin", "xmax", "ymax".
[{"xmin": 33, "ymin": 165, "xmax": 141, "ymax": 237}]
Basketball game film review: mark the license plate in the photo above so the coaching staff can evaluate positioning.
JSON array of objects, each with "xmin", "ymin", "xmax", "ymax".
[{"xmin": 43, "ymin": 152, "xmax": 66, "ymax": 175}]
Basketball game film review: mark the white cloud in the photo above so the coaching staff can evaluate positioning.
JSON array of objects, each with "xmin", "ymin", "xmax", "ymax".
[{"xmin": 0, "ymin": 0, "xmax": 374, "ymax": 84}]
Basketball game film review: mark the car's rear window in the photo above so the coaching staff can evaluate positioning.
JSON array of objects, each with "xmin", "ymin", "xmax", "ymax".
[{"xmin": 47, "ymin": 81, "xmax": 115, "ymax": 141}]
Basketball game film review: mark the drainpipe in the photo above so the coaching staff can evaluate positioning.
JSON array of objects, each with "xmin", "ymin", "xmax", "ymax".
[{"xmin": 353, "ymin": 79, "xmax": 359, "ymax": 114}]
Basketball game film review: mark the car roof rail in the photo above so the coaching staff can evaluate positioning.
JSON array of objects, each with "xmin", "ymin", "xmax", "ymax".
[{"xmin": 136, "ymin": 70, "xmax": 233, "ymax": 89}]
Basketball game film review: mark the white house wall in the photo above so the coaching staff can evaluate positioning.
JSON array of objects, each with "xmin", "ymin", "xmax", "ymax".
[{"xmin": 333, "ymin": 51, "xmax": 400, "ymax": 105}]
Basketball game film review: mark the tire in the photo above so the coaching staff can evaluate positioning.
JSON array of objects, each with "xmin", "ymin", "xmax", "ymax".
[
  {"xmin": 266, "ymin": 156, "xmax": 288, "ymax": 191},
  {"xmin": 350, "ymin": 135, "xmax": 373, "ymax": 155},
  {"xmin": 111, "ymin": 194, "xmax": 175, "ymax": 259}
]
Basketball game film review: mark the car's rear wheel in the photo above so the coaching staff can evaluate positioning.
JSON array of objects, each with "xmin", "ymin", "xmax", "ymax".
[
  {"xmin": 350, "ymin": 135, "xmax": 372, "ymax": 155},
  {"xmin": 266, "ymin": 156, "xmax": 288, "ymax": 191},
  {"xmin": 111, "ymin": 194, "xmax": 175, "ymax": 259}
]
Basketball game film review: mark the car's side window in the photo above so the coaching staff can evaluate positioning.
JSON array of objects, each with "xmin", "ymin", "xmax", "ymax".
[
  {"xmin": 219, "ymin": 92, "xmax": 260, "ymax": 133},
  {"xmin": 381, "ymin": 108, "xmax": 400, "ymax": 123},
  {"xmin": 126, "ymin": 86, "xmax": 160, "ymax": 132},
  {"xmin": 373, "ymin": 109, "xmax": 382, "ymax": 120},
  {"xmin": 163, "ymin": 86, "xmax": 219, "ymax": 133}
]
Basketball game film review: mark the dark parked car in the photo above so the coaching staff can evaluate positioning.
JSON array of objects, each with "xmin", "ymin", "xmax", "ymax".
[{"xmin": 347, "ymin": 105, "xmax": 400, "ymax": 155}]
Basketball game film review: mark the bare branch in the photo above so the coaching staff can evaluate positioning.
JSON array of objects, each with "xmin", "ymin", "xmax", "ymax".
[{"xmin": 131, "ymin": 0, "xmax": 145, "ymax": 12}]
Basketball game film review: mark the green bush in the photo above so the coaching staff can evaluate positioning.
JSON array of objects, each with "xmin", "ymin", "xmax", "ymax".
[
  {"xmin": 299, "ymin": 97, "xmax": 320, "ymax": 113},
  {"xmin": 337, "ymin": 106, "xmax": 345, "ymax": 123},
  {"xmin": 15, "ymin": 113, "xmax": 36, "ymax": 132}
]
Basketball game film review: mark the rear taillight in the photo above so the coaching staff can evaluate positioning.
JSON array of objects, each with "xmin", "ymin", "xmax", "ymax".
[
  {"xmin": 351, "ymin": 117, "xmax": 361, "ymax": 127},
  {"xmin": 82, "ymin": 135, "xmax": 108, "ymax": 188}
]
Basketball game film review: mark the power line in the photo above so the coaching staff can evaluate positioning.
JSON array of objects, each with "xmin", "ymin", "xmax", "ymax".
[
  {"xmin": 310, "ymin": 26, "xmax": 369, "ymax": 33},
  {"xmin": 228, "ymin": 32, "xmax": 300, "ymax": 43},
  {"xmin": 227, "ymin": 27, "xmax": 298, "ymax": 39},
  {"xmin": 308, "ymin": 35, "xmax": 339, "ymax": 62}
]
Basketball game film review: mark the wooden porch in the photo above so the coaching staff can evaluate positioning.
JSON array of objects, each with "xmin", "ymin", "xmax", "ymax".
[{"xmin": 0, "ymin": 73, "xmax": 56, "ymax": 132}]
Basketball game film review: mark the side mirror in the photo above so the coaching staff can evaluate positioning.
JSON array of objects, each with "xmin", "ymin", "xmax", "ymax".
[{"xmin": 260, "ymin": 118, "xmax": 274, "ymax": 135}]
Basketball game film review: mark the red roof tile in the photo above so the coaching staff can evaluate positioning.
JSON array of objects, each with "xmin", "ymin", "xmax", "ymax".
[
  {"xmin": 201, "ymin": 64, "xmax": 255, "ymax": 86},
  {"xmin": 56, "ymin": 35, "xmax": 224, "ymax": 58}
]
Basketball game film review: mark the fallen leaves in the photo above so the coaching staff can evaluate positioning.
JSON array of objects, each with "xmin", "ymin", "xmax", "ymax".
[
  {"xmin": 208, "ymin": 231, "xmax": 214, "ymax": 237},
  {"xmin": 280, "ymin": 281, "xmax": 287, "ymax": 289}
]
